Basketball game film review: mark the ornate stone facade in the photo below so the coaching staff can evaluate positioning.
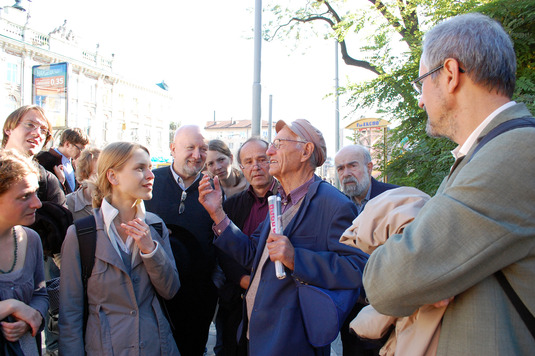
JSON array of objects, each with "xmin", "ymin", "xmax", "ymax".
[{"xmin": 0, "ymin": 5, "xmax": 173, "ymax": 157}]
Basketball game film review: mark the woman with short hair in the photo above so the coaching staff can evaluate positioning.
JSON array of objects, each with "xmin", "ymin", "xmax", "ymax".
[{"xmin": 0, "ymin": 149, "xmax": 48, "ymax": 355}]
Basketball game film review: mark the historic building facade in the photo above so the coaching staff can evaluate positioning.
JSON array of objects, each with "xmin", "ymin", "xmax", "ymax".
[{"xmin": 0, "ymin": 5, "xmax": 173, "ymax": 157}]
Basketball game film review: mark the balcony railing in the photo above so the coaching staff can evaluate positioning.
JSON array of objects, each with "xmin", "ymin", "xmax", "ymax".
[{"xmin": 1, "ymin": 17, "xmax": 113, "ymax": 70}]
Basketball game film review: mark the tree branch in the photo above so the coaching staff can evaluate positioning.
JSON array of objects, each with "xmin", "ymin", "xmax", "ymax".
[
  {"xmin": 339, "ymin": 41, "xmax": 382, "ymax": 74},
  {"xmin": 269, "ymin": 1, "xmax": 384, "ymax": 75},
  {"xmin": 322, "ymin": 0, "xmax": 382, "ymax": 74},
  {"xmin": 368, "ymin": 0, "xmax": 410, "ymax": 43}
]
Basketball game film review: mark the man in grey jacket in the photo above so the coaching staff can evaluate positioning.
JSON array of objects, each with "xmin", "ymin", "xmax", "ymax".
[{"xmin": 363, "ymin": 13, "xmax": 535, "ymax": 355}]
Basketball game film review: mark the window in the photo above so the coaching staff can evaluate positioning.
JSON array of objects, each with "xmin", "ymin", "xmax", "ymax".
[{"xmin": 6, "ymin": 62, "xmax": 20, "ymax": 85}]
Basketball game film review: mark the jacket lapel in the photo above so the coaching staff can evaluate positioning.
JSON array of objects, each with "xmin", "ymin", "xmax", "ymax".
[
  {"xmin": 283, "ymin": 177, "xmax": 322, "ymax": 237},
  {"xmin": 93, "ymin": 211, "xmax": 130, "ymax": 275}
]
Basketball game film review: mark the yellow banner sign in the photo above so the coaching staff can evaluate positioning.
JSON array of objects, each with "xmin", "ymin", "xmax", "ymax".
[{"xmin": 345, "ymin": 118, "xmax": 390, "ymax": 129}]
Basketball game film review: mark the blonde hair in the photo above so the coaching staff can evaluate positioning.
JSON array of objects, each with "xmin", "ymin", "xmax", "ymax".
[
  {"xmin": 75, "ymin": 147, "xmax": 101, "ymax": 183},
  {"xmin": 2, "ymin": 105, "xmax": 53, "ymax": 148},
  {"xmin": 0, "ymin": 149, "xmax": 40, "ymax": 197},
  {"xmin": 93, "ymin": 142, "xmax": 150, "ymax": 207}
]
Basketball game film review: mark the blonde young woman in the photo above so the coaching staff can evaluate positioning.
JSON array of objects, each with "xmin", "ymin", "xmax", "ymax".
[
  {"xmin": 66, "ymin": 147, "xmax": 101, "ymax": 221},
  {"xmin": 0, "ymin": 149, "xmax": 48, "ymax": 355},
  {"xmin": 59, "ymin": 142, "xmax": 180, "ymax": 355}
]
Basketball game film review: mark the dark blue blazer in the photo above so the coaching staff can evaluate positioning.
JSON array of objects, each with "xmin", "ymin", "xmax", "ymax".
[
  {"xmin": 369, "ymin": 177, "xmax": 399, "ymax": 201},
  {"xmin": 215, "ymin": 176, "xmax": 368, "ymax": 355}
]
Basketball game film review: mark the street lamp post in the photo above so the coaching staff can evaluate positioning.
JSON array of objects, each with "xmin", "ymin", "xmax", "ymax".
[{"xmin": 251, "ymin": 0, "xmax": 262, "ymax": 137}]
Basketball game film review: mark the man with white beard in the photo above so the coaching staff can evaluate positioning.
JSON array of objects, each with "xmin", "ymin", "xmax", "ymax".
[
  {"xmin": 335, "ymin": 145, "xmax": 398, "ymax": 214},
  {"xmin": 334, "ymin": 144, "xmax": 398, "ymax": 356}
]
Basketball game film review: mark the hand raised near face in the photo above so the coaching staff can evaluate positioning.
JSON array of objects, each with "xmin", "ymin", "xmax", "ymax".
[{"xmin": 121, "ymin": 218, "xmax": 156, "ymax": 254}]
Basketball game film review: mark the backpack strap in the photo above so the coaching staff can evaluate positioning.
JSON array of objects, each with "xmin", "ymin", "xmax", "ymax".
[
  {"xmin": 147, "ymin": 221, "xmax": 175, "ymax": 331},
  {"xmin": 495, "ymin": 270, "xmax": 535, "ymax": 339},
  {"xmin": 469, "ymin": 117, "xmax": 535, "ymax": 162},
  {"xmin": 73, "ymin": 217, "xmax": 174, "ymax": 334},
  {"xmin": 466, "ymin": 116, "xmax": 535, "ymax": 339},
  {"xmin": 74, "ymin": 215, "xmax": 97, "ymax": 337},
  {"xmin": 150, "ymin": 222, "xmax": 163, "ymax": 238}
]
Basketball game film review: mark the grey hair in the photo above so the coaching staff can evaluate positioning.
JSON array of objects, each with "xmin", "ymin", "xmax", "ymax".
[
  {"xmin": 422, "ymin": 13, "xmax": 516, "ymax": 98},
  {"xmin": 355, "ymin": 145, "xmax": 372, "ymax": 164},
  {"xmin": 237, "ymin": 137, "xmax": 269, "ymax": 164},
  {"xmin": 295, "ymin": 134, "xmax": 318, "ymax": 168}
]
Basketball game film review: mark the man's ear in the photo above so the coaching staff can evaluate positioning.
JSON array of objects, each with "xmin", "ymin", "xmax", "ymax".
[
  {"xmin": 366, "ymin": 161, "xmax": 373, "ymax": 175},
  {"xmin": 300, "ymin": 142, "xmax": 314, "ymax": 162},
  {"xmin": 444, "ymin": 58, "xmax": 463, "ymax": 94}
]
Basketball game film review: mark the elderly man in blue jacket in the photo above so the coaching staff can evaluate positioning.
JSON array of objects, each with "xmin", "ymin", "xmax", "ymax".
[{"xmin": 199, "ymin": 119, "xmax": 368, "ymax": 355}]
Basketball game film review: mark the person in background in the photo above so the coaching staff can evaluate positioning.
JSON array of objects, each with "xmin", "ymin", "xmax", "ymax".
[
  {"xmin": 334, "ymin": 144, "xmax": 398, "ymax": 356},
  {"xmin": 145, "ymin": 125, "xmax": 220, "ymax": 356},
  {"xmin": 206, "ymin": 139, "xmax": 248, "ymax": 199},
  {"xmin": 36, "ymin": 128, "xmax": 90, "ymax": 194},
  {"xmin": 335, "ymin": 145, "xmax": 398, "ymax": 214},
  {"xmin": 59, "ymin": 142, "xmax": 180, "ymax": 355},
  {"xmin": 216, "ymin": 137, "xmax": 279, "ymax": 355},
  {"xmin": 364, "ymin": 13, "xmax": 535, "ymax": 355},
  {"xmin": 1, "ymin": 106, "xmax": 63, "ymax": 205},
  {"xmin": 199, "ymin": 119, "xmax": 368, "ymax": 355},
  {"xmin": 66, "ymin": 147, "xmax": 101, "ymax": 221},
  {"xmin": 0, "ymin": 149, "xmax": 48, "ymax": 356},
  {"xmin": 2, "ymin": 105, "xmax": 65, "ymax": 356}
]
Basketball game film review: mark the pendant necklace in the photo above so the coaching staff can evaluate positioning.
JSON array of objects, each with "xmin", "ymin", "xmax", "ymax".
[{"xmin": 0, "ymin": 228, "xmax": 18, "ymax": 274}]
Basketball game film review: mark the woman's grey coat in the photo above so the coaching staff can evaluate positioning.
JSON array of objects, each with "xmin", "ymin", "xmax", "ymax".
[{"xmin": 59, "ymin": 210, "xmax": 180, "ymax": 356}]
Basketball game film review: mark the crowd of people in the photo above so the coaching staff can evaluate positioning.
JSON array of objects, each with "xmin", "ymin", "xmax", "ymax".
[{"xmin": 0, "ymin": 12, "xmax": 533, "ymax": 356}]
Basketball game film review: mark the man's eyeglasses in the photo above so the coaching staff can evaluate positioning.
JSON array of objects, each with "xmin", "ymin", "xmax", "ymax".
[
  {"xmin": 178, "ymin": 191, "xmax": 187, "ymax": 214},
  {"xmin": 21, "ymin": 121, "xmax": 50, "ymax": 138},
  {"xmin": 410, "ymin": 64, "xmax": 465, "ymax": 95},
  {"xmin": 269, "ymin": 138, "xmax": 308, "ymax": 150},
  {"xmin": 239, "ymin": 158, "xmax": 270, "ymax": 170},
  {"xmin": 73, "ymin": 144, "xmax": 84, "ymax": 152}
]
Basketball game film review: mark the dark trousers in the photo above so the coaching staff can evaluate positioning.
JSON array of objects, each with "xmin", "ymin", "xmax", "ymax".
[
  {"xmin": 215, "ymin": 298, "xmax": 247, "ymax": 356},
  {"xmin": 341, "ymin": 302, "xmax": 382, "ymax": 356},
  {"xmin": 43, "ymin": 257, "xmax": 60, "ymax": 353},
  {"xmin": 167, "ymin": 279, "xmax": 218, "ymax": 356}
]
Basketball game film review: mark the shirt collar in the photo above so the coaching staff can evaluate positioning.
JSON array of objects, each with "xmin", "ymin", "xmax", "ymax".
[
  {"xmin": 101, "ymin": 198, "xmax": 146, "ymax": 257},
  {"xmin": 170, "ymin": 164, "xmax": 201, "ymax": 190},
  {"xmin": 278, "ymin": 176, "xmax": 315, "ymax": 206},
  {"xmin": 54, "ymin": 148, "xmax": 71, "ymax": 165},
  {"xmin": 452, "ymin": 101, "xmax": 516, "ymax": 159},
  {"xmin": 247, "ymin": 178, "xmax": 277, "ymax": 201},
  {"xmin": 355, "ymin": 182, "xmax": 373, "ymax": 213}
]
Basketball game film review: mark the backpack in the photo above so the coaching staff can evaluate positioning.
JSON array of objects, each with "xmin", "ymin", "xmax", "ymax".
[
  {"xmin": 31, "ymin": 165, "xmax": 73, "ymax": 257},
  {"xmin": 31, "ymin": 201, "xmax": 73, "ymax": 257},
  {"xmin": 73, "ymin": 215, "xmax": 174, "ymax": 335}
]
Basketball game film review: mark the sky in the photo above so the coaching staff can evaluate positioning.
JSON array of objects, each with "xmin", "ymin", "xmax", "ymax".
[{"xmin": 22, "ymin": 0, "xmax": 377, "ymax": 158}]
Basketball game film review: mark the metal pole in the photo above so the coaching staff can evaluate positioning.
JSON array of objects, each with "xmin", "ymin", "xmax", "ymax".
[
  {"xmin": 251, "ymin": 0, "xmax": 262, "ymax": 137},
  {"xmin": 334, "ymin": 40, "xmax": 340, "ymax": 152},
  {"xmin": 268, "ymin": 95, "xmax": 273, "ymax": 142},
  {"xmin": 334, "ymin": 40, "xmax": 341, "ymax": 189}
]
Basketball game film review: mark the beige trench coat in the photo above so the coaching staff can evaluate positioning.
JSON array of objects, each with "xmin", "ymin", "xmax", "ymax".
[{"xmin": 59, "ymin": 209, "xmax": 180, "ymax": 356}]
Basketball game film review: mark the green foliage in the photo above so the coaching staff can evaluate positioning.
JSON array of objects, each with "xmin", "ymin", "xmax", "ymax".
[
  {"xmin": 266, "ymin": 0, "xmax": 534, "ymax": 195},
  {"xmin": 477, "ymin": 0, "xmax": 535, "ymax": 112}
]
